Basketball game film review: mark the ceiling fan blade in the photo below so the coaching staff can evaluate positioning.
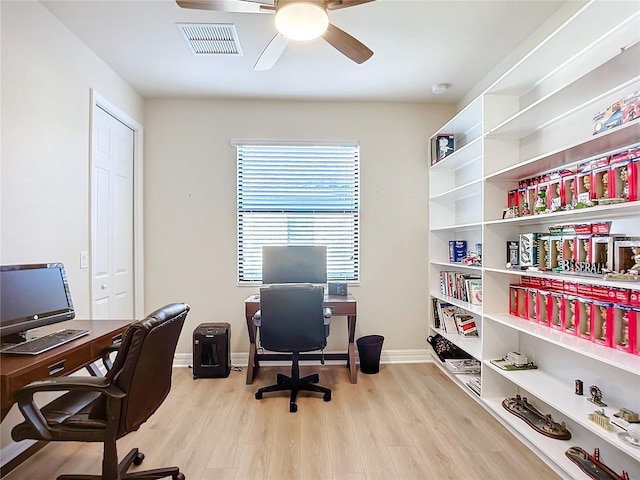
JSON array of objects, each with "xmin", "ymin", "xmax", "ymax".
[
  {"xmin": 326, "ymin": 0, "xmax": 376, "ymax": 11},
  {"xmin": 254, "ymin": 33, "xmax": 290, "ymax": 70},
  {"xmin": 322, "ymin": 23, "xmax": 373, "ymax": 64},
  {"xmin": 176, "ymin": 0, "xmax": 273, "ymax": 14}
]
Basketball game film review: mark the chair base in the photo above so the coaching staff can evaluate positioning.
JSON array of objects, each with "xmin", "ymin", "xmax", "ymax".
[
  {"xmin": 57, "ymin": 448, "xmax": 185, "ymax": 480},
  {"xmin": 255, "ymin": 372, "xmax": 331, "ymax": 413}
]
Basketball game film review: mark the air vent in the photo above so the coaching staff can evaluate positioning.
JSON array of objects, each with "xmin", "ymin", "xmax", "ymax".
[{"xmin": 177, "ymin": 23, "xmax": 242, "ymax": 55}]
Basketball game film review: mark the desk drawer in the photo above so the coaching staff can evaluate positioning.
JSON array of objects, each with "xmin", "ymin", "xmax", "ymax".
[{"xmin": 8, "ymin": 345, "xmax": 92, "ymax": 398}]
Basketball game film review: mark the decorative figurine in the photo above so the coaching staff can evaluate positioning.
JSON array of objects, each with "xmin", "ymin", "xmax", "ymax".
[
  {"xmin": 588, "ymin": 409, "xmax": 613, "ymax": 431},
  {"xmin": 565, "ymin": 447, "xmax": 631, "ymax": 479},
  {"xmin": 628, "ymin": 246, "xmax": 640, "ymax": 275},
  {"xmin": 588, "ymin": 385, "xmax": 607, "ymax": 407},
  {"xmin": 575, "ymin": 379, "xmax": 583, "ymax": 396},
  {"xmin": 598, "ymin": 305, "xmax": 608, "ymax": 340},
  {"xmin": 535, "ymin": 187, "xmax": 547, "ymax": 213},
  {"xmin": 618, "ymin": 423, "xmax": 640, "ymax": 449},
  {"xmin": 502, "ymin": 395, "xmax": 571, "ymax": 440},
  {"xmin": 620, "ymin": 167, "xmax": 629, "ymax": 199}
]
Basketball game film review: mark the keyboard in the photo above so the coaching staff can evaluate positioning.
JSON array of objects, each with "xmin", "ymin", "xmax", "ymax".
[{"xmin": 1, "ymin": 328, "xmax": 90, "ymax": 355}]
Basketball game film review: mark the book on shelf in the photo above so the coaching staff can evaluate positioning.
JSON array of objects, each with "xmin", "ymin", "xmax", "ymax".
[
  {"xmin": 437, "ymin": 302, "xmax": 460, "ymax": 334},
  {"xmin": 431, "ymin": 297, "xmax": 441, "ymax": 329},
  {"xmin": 454, "ymin": 313, "xmax": 478, "ymax": 337},
  {"xmin": 444, "ymin": 358, "xmax": 481, "ymax": 374},
  {"xmin": 465, "ymin": 278, "xmax": 483, "ymax": 305},
  {"xmin": 439, "ymin": 271, "xmax": 481, "ymax": 304},
  {"xmin": 490, "ymin": 358, "xmax": 538, "ymax": 371}
]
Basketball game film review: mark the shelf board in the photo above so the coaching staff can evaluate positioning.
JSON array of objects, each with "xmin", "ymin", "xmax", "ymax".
[
  {"xmin": 430, "ymin": 222, "xmax": 482, "ymax": 233},
  {"xmin": 431, "ymin": 97, "xmax": 482, "ymax": 140},
  {"xmin": 485, "ymin": 2, "xmax": 640, "ymax": 98},
  {"xmin": 484, "ymin": 362, "xmax": 640, "ymax": 461},
  {"xmin": 430, "ymin": 292, "xmax": 483, "ymax": 316},
  {"xmin": 484, "ymin": 313, "xmax": 640, "ymax": 375},
  {"xmin": 484, "ymin": 201, "xmax": 640, "ymax": 226},
  {"xmin": 429, "ymin": 137, "xmax": 482, "ymax": 172},
  {"xmin": 431, "ymin": 261, "xmax": 482, "ymax": 273},
  {"xmin": 485, "ymin": 121, "xmax": 640, "ymax": 182},
  {"xmin": 483, "ymin": 267, "xmax": 640, "ymax": 292},
  {"xmin": 429, "ymin": 178, "xmax": 482, "ymax": 202},
  {"xmin": 483, "ymin": 397, "xmax": 606, "ymax": 479}
]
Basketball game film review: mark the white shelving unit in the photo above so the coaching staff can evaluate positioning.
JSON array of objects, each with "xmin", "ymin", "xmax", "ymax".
[{"xmin": 427, "ymin": 2, "xmax": 640, "ymax": 478}]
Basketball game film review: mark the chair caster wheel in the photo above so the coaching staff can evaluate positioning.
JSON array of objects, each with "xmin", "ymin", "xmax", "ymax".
[
  {"xmin": 323, "ymin": 392, "xmax": 331, "ymax": 402},
  {"xmin": 290, "ymin": 403, "xmax": 298, "ymax": 413},
  {"xmin": 255, "ymin": 391, "xmax": 263, "ymax": 400},
  {"xmin": 133, "ymin": 452, "xmax": 145, "ymax": 466}
]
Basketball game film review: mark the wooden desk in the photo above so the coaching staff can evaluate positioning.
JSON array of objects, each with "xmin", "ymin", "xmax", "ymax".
[
  {"xmin": 244, "ymin": 293, "xmax": 358, "ymax": 385},
  {"xmin": 0, "ymin": 319, "xmax": 132, "ymax": 421}
]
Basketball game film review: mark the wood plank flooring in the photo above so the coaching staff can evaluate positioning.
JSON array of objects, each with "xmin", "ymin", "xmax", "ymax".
[{"xmin": 3, "ymin": 363, "xmax": 560, "ymax": 480}]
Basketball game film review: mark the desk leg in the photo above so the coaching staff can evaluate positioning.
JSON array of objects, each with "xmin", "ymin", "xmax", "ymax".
[
  {"xmin": 347, "ymin": 314, "xmax": 357, "ymax": 384},
  {"xmin": 246, "ymin": 341, "xmax": 257, "ymax": 385}
]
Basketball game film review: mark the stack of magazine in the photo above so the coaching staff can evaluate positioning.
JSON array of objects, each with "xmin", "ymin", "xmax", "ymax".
[
  {"xmin": 444, "ymin": 358, "xmax": 481, "ymax": 374},
  {"xmin": 466, "ymin": 376, "xmax": 481, "ymax": 396}
]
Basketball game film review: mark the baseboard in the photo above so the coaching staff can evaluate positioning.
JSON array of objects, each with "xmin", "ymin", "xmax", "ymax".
[{"xmin": 175, "ymin": 348, "xmax": 432, "ymax": 368}]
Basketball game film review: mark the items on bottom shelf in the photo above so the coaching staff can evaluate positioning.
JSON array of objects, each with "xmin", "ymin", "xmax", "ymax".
[
  {"xmin": 426, "ymin": 334, "xmax": 471, "ymax": 362},
  {"xmin": 502, "ymin": 395, "xmax": 571, "ymax": 440},
  {"xmin": 444, "ymin": 358, "xmax": 480, "ymax": 374},
  {"xmin": 565, "ymin": 447, "xmax": 630, "ymax": 480},
  {"xmin": 466, "ymin": 376, "xmax": 481, "ymax": 396}
]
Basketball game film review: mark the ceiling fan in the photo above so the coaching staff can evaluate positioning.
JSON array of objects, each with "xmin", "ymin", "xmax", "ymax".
[{"xmin": 176, "ymin": 0, "xmax": 375, "ymax": 70}]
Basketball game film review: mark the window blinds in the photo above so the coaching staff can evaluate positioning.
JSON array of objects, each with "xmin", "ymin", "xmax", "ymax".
[{"xmin": 234, "ymin": 141, "xmax": 360, "ymax": 283}]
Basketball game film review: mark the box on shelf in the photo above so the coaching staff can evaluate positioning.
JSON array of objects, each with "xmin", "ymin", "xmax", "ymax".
[
  {"xmin": 526, "ymin": 288, "xmax": 538, "ymax": 321},
  {"xmin": 614, "ymin": 239, "xmax": 640, "ymax": 274},
  {"xmin": 434, "ymin": 133, "xmax": 455, "ymax": 162},
  {"xmin": 550, "ymin": 292, "xmax": 564, "ymax": 330},
  {"xmin": 612, "ymin": 305, "xmax": 633, "ymax": 353},
  {"xmin": 538, "ymin": 235, "xmax": 551, "ymax": 270},
  {"xmin": 576, "ymin": 297, "xmax": 592, "ymax": 339},
  {"xmin": 536, "ymin": 289, "xmax": 551, "ymax": 326},
  {"xmin": 448, "ymin": 240, "xmax": 467, "ymax": 263},
  {"xmin": 509, "ymin": 285, "xmax": 527, "ymax": 318},
  {"xmin": 507, "ymin": 240, "xmax": 519, "ymax": 267},
  {"xmin": 564, "ymin": 296, "xmax": 577, "ymax": 334},
  {"xmin": 591, "ymin": 301, "xmax": 613, "ymax": 347},
  {"xmin": 592, "ymin": 91, "xmax": 640, "ymax": 135},
  {"xmin": 519, "ymin": 233, "xmax": 540, "ymax": 268}
]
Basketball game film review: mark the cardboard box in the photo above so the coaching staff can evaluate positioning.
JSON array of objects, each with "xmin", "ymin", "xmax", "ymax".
[
  {"xmin": 519, "ymin": 233, "xmax": 539, "ymax": 268},
  {"xmin": 564, "ymin": 296, "xmax": 577, "ymax": 334},
  {"xmin": 448, "ymin": 240, "xmax": 467, "ymax": 263}
]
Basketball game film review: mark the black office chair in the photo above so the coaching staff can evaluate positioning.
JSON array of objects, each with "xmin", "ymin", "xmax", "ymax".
[
  {"xmin": 254, "ymin": 284, "xmax": 332, "ymax": 412},
  {"xmin": 11, "ymin": 303, "xmax": 190, "ymax": 480}
]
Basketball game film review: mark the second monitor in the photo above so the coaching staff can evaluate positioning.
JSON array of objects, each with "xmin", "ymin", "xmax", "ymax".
[{"xmin": 262, "ymin": 245, "xmax": 327, "ymax": 284}]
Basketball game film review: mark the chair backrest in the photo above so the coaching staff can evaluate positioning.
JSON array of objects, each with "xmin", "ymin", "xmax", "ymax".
[
  {"xmin": 100, "ymin": 303, "xmax": 189, "ymax": 436},
  {"xmin": 258, "ymin": 284, "xmax": 326, "ymax": 353}
]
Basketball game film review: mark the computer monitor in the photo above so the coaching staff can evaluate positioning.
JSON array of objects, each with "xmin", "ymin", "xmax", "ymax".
[
  {"xmin": 262, "ymin": 246, "xmax": 327, "ymax": 284},
  {"xmin": 1, "ymin": 263, "xmax": 75, "ymax": 344}
]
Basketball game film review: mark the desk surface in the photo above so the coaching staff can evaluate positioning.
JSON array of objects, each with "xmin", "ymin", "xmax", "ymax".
[{"xmin": 1, "ymin": 318, "xmax": 132, "ymax": 421}]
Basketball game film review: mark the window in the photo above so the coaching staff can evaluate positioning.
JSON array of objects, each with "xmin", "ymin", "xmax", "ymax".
[{"xmin": 234, "ymin": 140, "xmax": 360, "ymax": 284}]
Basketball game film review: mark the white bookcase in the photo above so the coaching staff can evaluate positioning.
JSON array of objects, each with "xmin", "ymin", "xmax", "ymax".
[{"xmin": 428, "ymin": 1, "xmax": 640, "ymax": 478}]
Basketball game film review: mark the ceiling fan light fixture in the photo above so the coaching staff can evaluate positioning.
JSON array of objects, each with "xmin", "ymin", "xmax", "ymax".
[{"xmin": 275, "ymin": 2, "xmax": 329, "ymax": 41}]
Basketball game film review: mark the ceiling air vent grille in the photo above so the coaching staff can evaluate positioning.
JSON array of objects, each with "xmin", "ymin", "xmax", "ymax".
[{"xmin": 177, "ymin": 23, "xmax": 242, "ymax": 55}]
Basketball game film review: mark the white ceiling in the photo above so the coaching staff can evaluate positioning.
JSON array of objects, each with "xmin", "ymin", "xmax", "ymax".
[{"xmin": 42, "ymin": 0, "xmax": 568, "ymax": 103}]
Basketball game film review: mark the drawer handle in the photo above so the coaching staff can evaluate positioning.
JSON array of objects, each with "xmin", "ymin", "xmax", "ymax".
[{"xmin": 48, "ymin": 360, "xmax": 66, "ymax": 376}]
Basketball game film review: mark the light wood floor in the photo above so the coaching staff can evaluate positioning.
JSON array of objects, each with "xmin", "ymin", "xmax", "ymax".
[{"xmin": 4, "ymin": 363, "xmax": 560, "ymax": 480}]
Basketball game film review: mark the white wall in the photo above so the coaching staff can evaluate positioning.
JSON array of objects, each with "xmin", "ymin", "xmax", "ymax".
[
  {"xmin": 143, "ymin": 98, "xmax": 454, "ymax": 355},
  {"xmin": 0, "ymin": 0, "xmax": 144, "ymax": 449}
]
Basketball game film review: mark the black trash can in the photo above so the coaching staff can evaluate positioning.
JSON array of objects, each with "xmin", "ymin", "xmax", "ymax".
[{"xmin": 356, "ymin": 335, "xmax": 384, "ymax": 374}]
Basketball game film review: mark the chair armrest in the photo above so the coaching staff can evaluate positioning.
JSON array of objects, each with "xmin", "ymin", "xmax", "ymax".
[
  {"xmin": 324, "ymin": 307, "xmax": 332, "ymax": 326},
  {"xmin": 14, "ymin": 377, "xmax": 125, "ymax": 441},
  {"xmin": 16, "ymin": 376, "xmax": 125, "ymax": 398},
  {"xmin": 253, "ymin": 310, "xmax": 261, "ymax": 327},
  {"xmin": 100, "ymin": 343, "xmax": 121, "ymax": 372}
]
